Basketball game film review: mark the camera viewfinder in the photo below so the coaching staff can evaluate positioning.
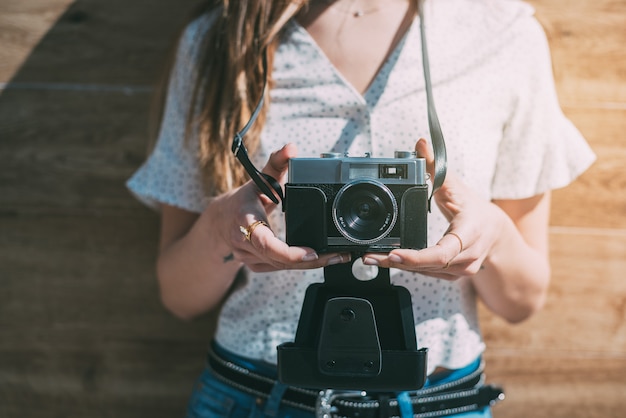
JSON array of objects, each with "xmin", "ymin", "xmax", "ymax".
[{"xmin": 379, "ymin": 164, "xmax": 408, "ymax": 179}]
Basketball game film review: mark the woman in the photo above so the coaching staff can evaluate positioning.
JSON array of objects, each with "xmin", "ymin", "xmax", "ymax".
[{"xmin": 127, "ymin": 0, "xmax": 595, "ymax": 416}]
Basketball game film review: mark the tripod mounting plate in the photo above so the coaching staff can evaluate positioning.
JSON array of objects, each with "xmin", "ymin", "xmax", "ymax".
[{"xmin": 277, "ymin": 260, "xmax": 428, "ymax": 391}]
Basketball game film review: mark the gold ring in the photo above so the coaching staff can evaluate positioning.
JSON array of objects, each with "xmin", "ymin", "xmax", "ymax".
[
  {"xmin": 239, "ymin": 220, "xmax": 269, "ymax": 242},
  {"xmin": 447, "ymin": 232, "xmax": 464, "ymax": 254}
]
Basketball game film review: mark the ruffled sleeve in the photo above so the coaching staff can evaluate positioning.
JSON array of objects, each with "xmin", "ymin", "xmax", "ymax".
[
  {"xmin": 490, "ymin": 16, "xmax": 596, "ymax": 199},
  {"xmin": 126, "ymin": 15, "xmax": 214, "ymax": 213}
]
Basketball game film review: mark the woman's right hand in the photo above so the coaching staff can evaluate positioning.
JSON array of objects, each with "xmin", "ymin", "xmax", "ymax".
[
  {"xmin": 157, "ymin": 143, "xmax": 350, "ymax": 319},
  {"xmin": 210, "ymin": 143, "xmax": 350, "ymax": 272}
]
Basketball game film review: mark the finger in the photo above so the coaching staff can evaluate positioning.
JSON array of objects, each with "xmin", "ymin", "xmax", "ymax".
[
  {"xmin": 441, "ymin": 231, "xmax": 464, "ymax": 255},
  {"xmin": 246, "ymin": 222, "xmax": 350, "ymax": 269},
  {"xmin": 261, "ymin": 143, "xmax": 298, "ymax": 182},
  {"xmin": 409, "ymin": 231, "xmax": 467, "ymax": 268},
  {"xmin": 416, "ymin": 271, "xmax": 461, "ymax": 281},
  {"xmin": 245, "ymin": 221, "xmax": 309, "ymax": 262},
  {"xmin": 362, "ymin": 241, "xmax": 460, "ymax": 271},
  {"xmin": 416, "ymin": 137, "xmax": 466, "ymax": 192},
  {"xmin": 415, "ymin": 138, "xmax": 434, "ymax": 179},
  {"xmin": 245, "ymin": 253, "xmax": 351, "ymax": 273}
]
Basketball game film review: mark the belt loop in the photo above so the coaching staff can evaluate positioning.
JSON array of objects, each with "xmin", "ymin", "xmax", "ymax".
[
  {"xmin": 264, "ymin": 381, "xmax": 289, "ymax": 417},
  {"xmin": 396, "ymin": 391, "xmax": 413, "ymax": 418}
]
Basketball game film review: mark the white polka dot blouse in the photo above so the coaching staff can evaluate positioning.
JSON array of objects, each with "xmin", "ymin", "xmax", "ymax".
[{"xmin": 127, "ymin": 0, "xmax": 595, "ymax": 375}]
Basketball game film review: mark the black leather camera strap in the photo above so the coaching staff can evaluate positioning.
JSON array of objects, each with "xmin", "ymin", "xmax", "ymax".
[
  {"xmin": 232, "ymin": 0, "xmax": 446, "ymax": 208},
  {"xmin": 417, "ymin": 0, "xmax": 447, "ymax": 206},
  {"xmin": 231, "ymin": 52, "xmax": 284, "ymax": 205}
]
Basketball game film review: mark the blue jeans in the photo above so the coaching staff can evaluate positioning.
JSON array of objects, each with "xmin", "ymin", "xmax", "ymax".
[{"xmin": 185, "ymin": 347, "xmax": 492, "ymax": 418}]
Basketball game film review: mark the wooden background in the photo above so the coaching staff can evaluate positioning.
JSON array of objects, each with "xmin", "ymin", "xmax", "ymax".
[{"xmin": 1, "ymin": 0, "xmax": 624, "ymax": 417}]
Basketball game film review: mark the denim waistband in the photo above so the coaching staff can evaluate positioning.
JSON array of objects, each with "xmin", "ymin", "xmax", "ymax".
[
  {"xmin": 212, "ymin": 342, "xmax": 280, "ymax": 378},
  {"xmin": 424, "ymin": 357, "xmax": 482, "ymax": 388}
]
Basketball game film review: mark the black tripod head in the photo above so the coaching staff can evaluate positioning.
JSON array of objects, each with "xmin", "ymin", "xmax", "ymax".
[{"xmin": 277, "ymin": 259, "xmax": 428, "ymax": 391}]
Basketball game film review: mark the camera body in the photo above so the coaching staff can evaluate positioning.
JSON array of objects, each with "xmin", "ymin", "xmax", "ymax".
[{"xmin": 284, "ymin": 152, "xmax": 429, "ymax": 254}]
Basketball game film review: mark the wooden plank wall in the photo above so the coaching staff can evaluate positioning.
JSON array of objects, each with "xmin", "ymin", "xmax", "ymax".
[
  {"xmin": 479, "ymin": 1, "xmax": 626, "ymax": 417},
  {"xmin": 0, "ymin": 1, "xmax": 624, "ymax": 417},
  {"xmin": 0, "ymin": 1, "xmax": 211, "ymax": 417}
]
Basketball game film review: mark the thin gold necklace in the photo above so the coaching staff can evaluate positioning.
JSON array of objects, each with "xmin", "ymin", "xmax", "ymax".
[{"xmin": 322, "ymin": 0, "xmax": 382, "ymax": 18}]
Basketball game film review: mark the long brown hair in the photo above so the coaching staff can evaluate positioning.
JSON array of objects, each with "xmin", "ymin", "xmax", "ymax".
[{"xmin": 171, "ymin": 0, "xmax": 306, "ymax": 195}]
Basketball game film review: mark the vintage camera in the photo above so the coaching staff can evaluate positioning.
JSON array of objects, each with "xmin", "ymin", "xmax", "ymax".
[
  {"xmin": 284, "ymin": 151, "xmax": 429, "ymax": 254},
  {"xmin": 279, "ymin": 153, "xmax": 431, "ymax": 390}
]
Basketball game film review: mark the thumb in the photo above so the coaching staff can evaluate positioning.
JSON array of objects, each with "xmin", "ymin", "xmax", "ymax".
[
  {"xmin": 262, "ymin": 143, "xmax": 298, "ymax": 183},
  {"xmin": 415, "ymin": 138, "xmax": 435, "ymax": 181},
  {"xmin": 416, "ymin": 138, "xmax": 468, "ymax": 220}
]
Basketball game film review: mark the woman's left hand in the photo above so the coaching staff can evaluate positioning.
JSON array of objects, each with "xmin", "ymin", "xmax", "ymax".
[{"xmin": 362, "ymin": 138, "xmax": 507, "ymax": 280}]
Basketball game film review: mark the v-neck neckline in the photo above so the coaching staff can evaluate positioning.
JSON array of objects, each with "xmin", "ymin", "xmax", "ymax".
[{"xmin": 286, "ymin": 17, "xmax": 420, "ymax": 105}]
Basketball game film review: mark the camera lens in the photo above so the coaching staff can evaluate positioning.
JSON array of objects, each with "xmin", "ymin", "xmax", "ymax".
[{"xmin": 332, "ymin": 180, "xmax": 398, "ymax": 244}]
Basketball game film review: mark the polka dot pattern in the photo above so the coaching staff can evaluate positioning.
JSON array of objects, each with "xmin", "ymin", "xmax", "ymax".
[{"xmin": 127, "ymin": 0, "xmax": 595, "ymax": 375}]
